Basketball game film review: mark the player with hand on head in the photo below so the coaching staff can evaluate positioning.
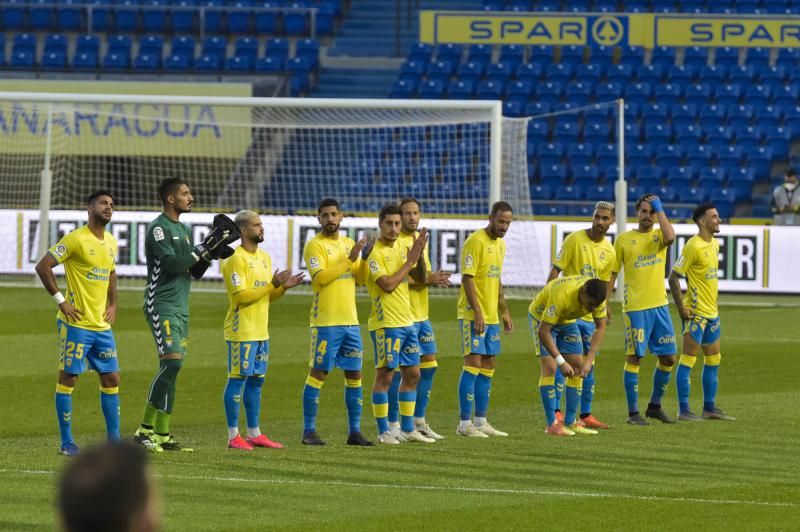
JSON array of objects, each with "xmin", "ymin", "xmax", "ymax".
[
  {"xmin": 301, "ymin": 198, "xmax": 373, "ymax": 446},
  {"xmin": 668, "ymin": 204, "xmax": 734, "ymax": 422},
  {"xmin": 366, "ymin": 204, "xmax": 433, "ymax": 444},
  {"xmin": 35, "ymin": 191, "xmax": 121, "ymax": 456},
  {"xmin": 529, "ymin": 276, "xmax": 609, "ymax": 436},
  {"xmin": 608, "ymin": 194, "xmax": 678, "ymax": 426},
  {"xmin": 383, "ymin": 198, "xmax": 451, "ymax": 441},
  {"xmin": 222, "ymin": 210, "xmax": 304, "ymax": 451},
  {"xmin": 456, "ymin": 201, "xmax": 514, "ymax": 438},
  {"xmin": 134, "ymin": 178, "xmax": 240, "ymax": 453},
  {"xmin": 546, "ymin": 201, "xmax": 616, "ymax": 430}
]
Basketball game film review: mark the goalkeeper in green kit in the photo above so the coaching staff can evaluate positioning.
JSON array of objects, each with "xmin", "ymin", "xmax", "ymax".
[{"xmin": 134, "ymin": 178, "xmax": 240, "ymax": 452}]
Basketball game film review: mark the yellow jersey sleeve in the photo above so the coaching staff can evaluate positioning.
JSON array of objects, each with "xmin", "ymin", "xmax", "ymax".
[
  {"xmin": 552, "ymin": 232, "xmax": 576, "ymax": 272},
  {"xmin": 304, "ymin": 237, "xmax": 326, "ymax": 280},
  {"xmin": 223, "ymin": 248, "xmax": 272, "ymax": 341},
  {"xmin": 305, "ymin": 235, "xmax": 359, "ymax": 327},
  {"xmin": 366, "ymin": 241, "xmax": 413, "ymax": 330},
  {"xmin": 222, "ymin": 251, "xmax": 248, "ymax": 297},
  {"xmin": 612, "ymin": 236, "xmax": 624, "ymax": 274},
  {"xmin": 48, "ymin": 230, "xmax": 78, "ymax": 264},
  {"xmin": 671, "ymin": 240, "xmax": 693, "ymax": 278}
]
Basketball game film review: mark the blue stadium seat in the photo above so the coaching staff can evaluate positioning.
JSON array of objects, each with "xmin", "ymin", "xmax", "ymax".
[
  {"xmin": 107, "ymin": 34, "xmax": 132, "ymax": 57},
  {"xmin": 595, "ymin": 82, "xmax": 622, "ymax": 101},
  {"xmin": 426, "ymin": 60, "xmax": 454, "ymax": 84},
  {"xmin": 195, "ymin": 54, "xmax": 222, "ymax": 71},
  {"xmin": 170, "ymin": 35, "xmax": 195, "ymax": 67},
  {"xmin": 102, "ymin": 52, "xmax": 128, "ymax": 69},
  {"xmin": 728, "ymin": 168, "xmax": 755, "ymax": 198},
  {"xmin": 537, "ymin": 142, "xmax": 563, "ymax": 167},
  {"xmin": 534, "ymin": 81, "xmax": 562, "ymax": 106},
  {"xmin": 530, "ymin": 44, "xmax": 554, "ymax": 66},
  {"xmin": 447, "ymin": 79, "xmax": 474, "ymax": 99},
  {"xmin": 668, "ymin": 64, "xmax": 696, "ymax": 85},
  {"xmin": 226, "ymin": 0, "xmax": 253, "ymax": 34},
  {"xmin": 637, "ymin": 64, "xmax": 663, "ymax": 86},
  {"xmin": 503, "ymin": 100, "xmax": 525, "ymax": 117},
  {"xmin": 745, "ymin": 47, "xmax": 771, "ymax": 68},
  {"xmin": 284, "ymin": 2, "xmax": 310, "ymax": 36},
  {"xmin": 57, "ymin": 0, "xmax": 84, "ymax": 32},
  {"xmin": 515, "ymin": 62, "xmax": 541, "ymax": 83},
  {"xmin": 585, "ymin": 184, "xmax": 613, "ymax": 201},
  {"xmin": 654, "ymin": 185, "xmax": 677, "ymax": 203},
  {"xmin": 685, "ymin": 83, "xmax": 712, "ymax": 106},
  {"xmin": 142, "ymin": 0, "xmax": 168, "ymax": 33},
  {"xmin": 408, "ymin": 42, "xmax": 433, "ymax": 64},
  {"xmin": 42, "ymin": 51, "xmax": 66, "ymax": 69},
  {"xmin": 114, "ymin": 0, "xmax": 140, "ymax": 33},
  {"xmin": 418, "ymin": 79, "xmax": 444, "ymax": 99},
  {"xmin": 556, "ymin": 185, "xmax": 583, "ymax": 201},
  {"xmin": 728, "ymin": 104, "xmax": 754, "ymax": 128},
  {"xmin": 676, "ymin": 124, "xmax": 702, "ymax": 144},
  {"xmin": 606, "ymin": 64, "xmax": 632, "ymax": 85},
  {"xmin": 134, "ymin": 53, "xmax": 159, "ymax": 69},
  {"xmin": 671, "ymin": 103, "xmax": 698, "ymax": 129},
  {"xmin": 553, "ymin": 121, "xmax": 579, "ymax": 145},
  {"xmin": 728, "ymin": 65, "xmax": 755, "ymax": 85},
  {"xmin": 699, "ymin": 104, "xmax": 725, "ymax": 129},
  {"xmin": 499, "ymin": 44, "xmax": 524, "ymax": 69},
  {"xmin": 636, "ymin": 165, "xmax": 663, "ymax": 185},
  {"xmin": 715, "ymin": 84, "xmax": 741, "ymax": 106},
  {"xmin": 755, "ymin": 105, "xmax": 781, "ymax": 130},
  {"xmin": 536, "ymin": 204, "xmax": 568, "ymax": 217},
  {"xmin": 643, "ymin": 123, "xmax": 671, "ymax": 144},
  {"xmin": 650, "ymin": 46, "xmax": 677, "ymax": 68},
  {"xmin": 624, "ymin": 82, "xmax": 652, "ymax": 106},
  {"xmin": 545, "ymin": 63, "xmax": 573, "ymax": 84},
  {"xmin": 751, "ymin": 205, "xmax": 772, "ymax": 217},
  {"xmin": 72, "ymin": 51, "xmax": 98, "ymax": 69},
  {"xmin": 698, "ymin": 64, "xmax": 726, "ymax": 84},
  {"xmin": 733, "ymin": 125, "xmax": 763, "ymax": 152},
  {"xmin": 627, "ymin": 144, "xmax": 652, "ymax": 168},
  {"xmin": 539, "ymin": 164, "xmax": 569, "ymax": 188},
  {"xmin": 766, "ymin": 127, "xmax": 791, "ymax": 157},
  {"xmin": 255, "ymin": 1, "xmax": 282, "ymax": 35},
  {"xmin": 9, "ymin": 50, "xmax": 34, "ymax": 68},
  {"xmin": 13, "ymin": 33, "xmax": 36, "ymax": 56},
  {"xmin": 713, "ymin": 47, "xmax": 740, "ymax": 67},
  {"xmin": 568, "ymin": 204, "xmax": 595, "ymax": 217},
  {"xmin": 530, "ymin": 184, "xmax": 553, "ymax": 201},
  {"xmin": 201, "ymin": 0, "xmax": 225, "ymax": 34},
  {"xmin": 567, "ymin": 142, "xmax": 593, "ymax": 166},
  {"xmin": 171, "ymin": 0, "xmax": 197, "ymax": 33},
  {"xmin": 487, "ymin": 62, "xmax": 513, "ymax": 84},
  {"xmin": 139, "ymin": 35, "xmax": 164, "ymax": 58},
  {"xmin": 234, "ymin": 36, "xmax": 259, "ymax": 64},
  {"xmin": 572, "ymin": 166, "xmax": 600, "ymax": 188},
  {"xmin": 565, "ymin": 81, "xmax": 591, "ymax": 105},
  {"xmin": 687, "ymin": 145, "xmax": 713, "ymax": 169},
  {"xmin": 706, "ymin": 126, "xmax": 733, "ymax": 150},
  {"xmin": 699, "ymin": 167, "xmax": 726, "ymax": 192},
  {"xmin": 656, "ymin": 144, "xmax": 682, "ymax": 168},
  {"xmin": 389, "ymin": 78, "xmax": 415, "ymax": 98},
  {"xmin": 581, "ymin": 123, "xmax": 608, "ymax": 145},
  {"xmin": 476, "ymin": 80, "xmax": 504, "ymax": 100},
  {"xmin": 527, "ymin": 120, "xmax": 548, "ymax": 146},
  {"xmin": 784, "ymin": 105, "xmax": 800, "ymax": 135},
  {"xmin": 604, "ymin": 165, "xmax": 632, "ymax": 182},
  {"xmin": 710, "ymin": 189, "xmax": 736, "ymax": 217},
  {"xmin": 772, "ymin": 84, "xmax": 799, "ymax": 107},
  {"xmin": 667, "ymin": 167, "xmax": 695, "ymax": 190},
  {"xmin": 436, "ymin": 43, "xmax": 463, "ymax": 65},
  {"xmin": 165, "ymin": 53, "xmax": 190, "ymax": 71},
  {"xmin": 466, "ymin": 43, "xmax": 491, "ymax": 65},
  {"xmin": 525, "ymin": 101, "xmax": 550, "ymax": 117},
  {"xmin": 776, "ymin": 47, "xmax": 800, "ymax": 68},
  {"xmin": 589, "ymin": 45, "xmax": 614, "ymax": 68},
  {"xmin": 683, "ymin": 46, "xmax": 708, "ymax": 68},
  {"xmin": 595, "ymin": 143, "xmax": 617, "ymax": 168},
  {"xmin": 619, "ymin": 45, "xmax": 644, "ymax": 67},
  {"xmin": 655, "ymin": 83, "xmax": 682, "ymax": 106},
  {"xmin": 560, "ymin": 45, "xmax": 584, "ymax": 66},
  {"xmin": 624, "ymin": 123, "xmax": 641, "ymax": 145},
  {"xmin": 678, "ymin": 186, "xmax": 707, "ymax": 203},
  {"xmin": 2, "ymin": 0, "xmax": 27, "ymax": 31},
  {"xmin": 575, "ymin": 63, "xmax": 603, "ymax": 84},
  {"xmin": 44, "ymin": 34, "xmax": 68, "ymax": 55},
  {"xmin": 760, "ymin": 65, "xmax": 787, "ymax": 85},
  {"xmin": 457, "ymin": 61, "xmax": 484, "ymax": 85},
  {"xmin": 30, "ymin": 0, "xmax": 54, "ymax": 30}
]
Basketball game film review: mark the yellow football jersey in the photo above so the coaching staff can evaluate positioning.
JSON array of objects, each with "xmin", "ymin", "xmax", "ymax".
[
  {"xmin": 529, "ymin": 275, "xmax": 607, "ymax": 325},
  {"xmin": 457, "ymin": 228, "xmax": 506, "ymax": 324},
  {"xmin": 672, "ymin": 235, "xmax": 719, "ymax": 319},
  {"xmin": 612, "ymin": 228, "xmax": 670, "ymax": 312},
  {"xmin": 48, "ymin": 225, "xmax": 117, "ymax": 331},
  {"xmin": 222, "ymin": 246, "xmax": 274, "ymax": 341},
  {"xmin": 397, "ymin": 231, "xmax": 432, "ymax": 322},
  {"xmin": 554, "ymin": 229, "xmax": 615, "ymax": 322},
  {"xmin": 366, "ymin": 239, "xmax": 413, "ymax": 331},
  {"xmin": 304, "ymin": 233, "xmax": 361, "ymax": 327}
]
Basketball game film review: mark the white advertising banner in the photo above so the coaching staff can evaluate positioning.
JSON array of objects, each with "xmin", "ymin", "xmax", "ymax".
[{"xmin": 0, "ymin": 210, "xmax": 790, "ymax": 293}]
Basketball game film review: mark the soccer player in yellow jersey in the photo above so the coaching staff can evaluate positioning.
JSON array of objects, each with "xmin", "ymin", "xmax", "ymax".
[
  {"xmin": 301, "ymin": 198, "xmax": 373, "ymax": 446},
  {"xmin": 222, "ymin": 210, "xmax": 304, "ymax": 451},
  {"xmin": 669, "ymin": 204, "xmax": 735, "ymax": 422},
  {"xmin": 383, "ymin": 197, "xmax": 452, "ymax": 441},
  {"xmin": 529, "ymin": 276, "xmax": 609, "ymax": 436},
  {"xmin": 608, "ymin": 194, "xmax": 677, "ymax": 425},
  {"xmin": 547, "ymin": 200, "xmax": 615, "ymax": 430},
  {"xmin": 366, "ymin": 204, "xmax": 433, "ymax": 444},
  {"xmin": 35, "ymin": 191, "xmax": 120, "ymax": 456},
  {"xmin": 456, "ymin": 201, "xmax": 514, "ymax": 438}
]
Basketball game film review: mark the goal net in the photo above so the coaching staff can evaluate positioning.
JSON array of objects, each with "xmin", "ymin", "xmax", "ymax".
[{"xmin": 0, "ymin": 92, "xmax": 545, "ymax": 298}]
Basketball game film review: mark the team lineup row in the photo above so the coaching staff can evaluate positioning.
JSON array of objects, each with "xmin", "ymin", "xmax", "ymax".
[{"xmin": 35, "ymin": 178, "xmax": 732, "ymax": 455}]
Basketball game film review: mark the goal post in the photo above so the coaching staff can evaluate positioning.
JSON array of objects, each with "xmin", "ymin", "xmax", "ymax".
[{"xmin": 0, "ymin": 91, "xmax": 544, "ymax": 297}]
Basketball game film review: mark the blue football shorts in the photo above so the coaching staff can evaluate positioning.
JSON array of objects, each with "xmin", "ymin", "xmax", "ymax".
[
  {"xmin": 414, "ymin": 319, "xmax": 437, "ymax": 356},
  {"xmin": 528, "ymin": 314, "xmax": 583, "ymax": 358},
  {"xmin": 459, "ymin": 320, "xmax": 501, "ymax": 356},
  {"xmin": 623, "ymin": 305, "xmax": 677, "ymax": 357},
  {"xmin": 57, "ymin": 319, "xmax": 118, "ymax": 375},
  {"xmin": 308, "ymin": 325, "xmax": 363, "ymax": 372},
  {"xmin": 371, "ymin": 326, "xmax": 420, "ymax": 369},
  {"xmin": 681, "ymin": 315, "xmax": 722, "ymax": 346},
  {"xmin": 227, "ymin": 340, "xmax": 269, "ymax": 376},
  {"xmin": 577, "ymin": 319, "xmax": 598, "ymax": 356}
]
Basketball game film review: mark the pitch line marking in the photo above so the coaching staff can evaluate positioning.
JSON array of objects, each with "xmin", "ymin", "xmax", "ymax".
[{"xmin": 3, "ymin": 469, "xmax": 795, "ymax": 508}]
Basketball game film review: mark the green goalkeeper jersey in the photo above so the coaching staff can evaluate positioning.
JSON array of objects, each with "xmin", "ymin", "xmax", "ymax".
[{"xmin": 143, "ymin": 213, "xmax": 194, "ymax": 317}]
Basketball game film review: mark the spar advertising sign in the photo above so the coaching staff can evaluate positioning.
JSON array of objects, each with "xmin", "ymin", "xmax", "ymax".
[{"xmin": 1, "ymin": 210, "xmax": 791, "ymax": 293}]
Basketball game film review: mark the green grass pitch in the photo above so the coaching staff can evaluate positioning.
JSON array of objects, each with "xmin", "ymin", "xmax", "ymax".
[{"xmin": 1, "ymin": 286, "xmax": 798, "ymax": 530}]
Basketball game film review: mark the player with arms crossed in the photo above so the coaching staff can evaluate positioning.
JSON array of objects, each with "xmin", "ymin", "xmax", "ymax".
[
  {"xmin": 36, "ymin": 191, "xmax": 120, "ymax": 456},
  {"xmin": 222, "ymin": 210, "xmax": 304, "ymax": 451},
  {"xmin": 529, "ymin": 276, "xmax": 609, "ymax": 436},
  {"xmin": 546, "ymin": 201, "xmax": 615, "ymax": 430},
  {"xmin": 456, "ymin": 201, "xmax": 514, "ymax": 438},
  {"xmin": 301, "ymin": 198, "xmax": 373, "ymax": 446},
  {"xmin": 608, "ymin": 194, "xmax": 677, "ymax": 425},
  {"xmin": 134, "ymin": 178, "xmax": 239, "ymax": 452},
  {"xmin": 668, "ymin": 204, "xmax": 734, "ymax": 421},
  {"xmin": 366, "ymin": 204, "xmax": 433, "ymax": 444},
  {"xmin": 383, "ymin": 197, "xmax": 452, "ymax": 441}
]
